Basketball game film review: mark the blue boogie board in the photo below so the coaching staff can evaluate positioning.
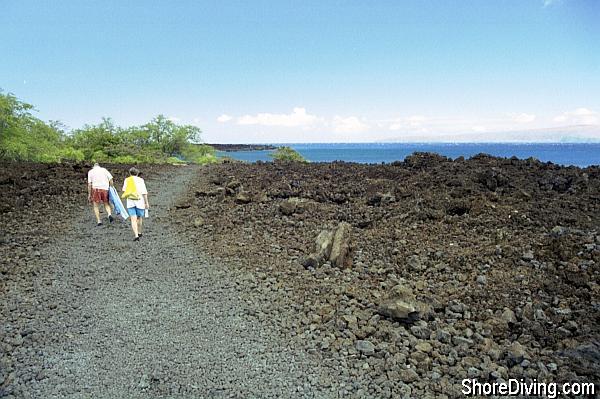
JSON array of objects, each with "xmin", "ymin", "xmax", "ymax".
[{"xmin": 109, "ymin": 186, "xmax": 129, "ymax": 220}]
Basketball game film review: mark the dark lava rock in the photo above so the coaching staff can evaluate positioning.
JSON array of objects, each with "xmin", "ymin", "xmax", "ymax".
[{"xmin": 279, "ymin": 200, "xmax": 297, "ymax": 216}]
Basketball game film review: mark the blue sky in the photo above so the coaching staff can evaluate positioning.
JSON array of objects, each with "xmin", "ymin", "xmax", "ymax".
[{"xmin": 1, "ymin": 0, "xmax": 599, "ymax": 142}]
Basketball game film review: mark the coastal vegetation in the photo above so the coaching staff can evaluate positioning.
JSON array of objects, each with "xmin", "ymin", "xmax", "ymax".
[
  {"xmin": 0, "ymin": 91, "xmax": 217, "ymax": 164},
  {"xmin": 269, "ymin": 146, "xmax": 308, "ymax": 162}
]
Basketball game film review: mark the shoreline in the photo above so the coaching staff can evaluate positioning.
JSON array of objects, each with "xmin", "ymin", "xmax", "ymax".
[
  {"xmin": 205, "ymin": 143, "xmax": 278, "ymax": 152},
  {"xmin": 211, "ymin": 143, "xmax": 600, "ymax": 168}
]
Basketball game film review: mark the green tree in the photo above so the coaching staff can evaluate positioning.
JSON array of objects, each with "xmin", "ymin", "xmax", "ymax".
[
  {"xmin": 0, "ymin": 91, "xmax": 65, "ymax": 161},
  {"xmin": 70, "ymin": 117, "xmax": 122, "ymax": 160},
  {"xmin": 1, "ymin": 90, "xmax": 212, "ymax": 164},
  {"xmin": 142, "ymin": 115, "xmax": 202, "ymax": 156},
  {"xmin": 0, "ymin": 91, "xmax": 34, "ymax": 135},
  {"xmin": 120, "ymin": 126, "xmax": 151, "ymax": 148}
]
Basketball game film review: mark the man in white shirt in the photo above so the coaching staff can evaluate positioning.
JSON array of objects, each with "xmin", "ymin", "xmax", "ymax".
[{"xmin": 87, "ymin": 163, "xmax": 114, "ymax": 226}]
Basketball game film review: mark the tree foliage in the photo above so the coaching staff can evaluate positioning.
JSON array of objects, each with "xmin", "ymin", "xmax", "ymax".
[
  {"xmin": 182, "ymin": 144, "xmax": 219, "ymax": 165},
  {"xmin": 269, "ymin": 146, "xmax": 308, "ymax": 162},
  {"xmin": 142, "ymin": 115, "xmax": 201, "ymax": 157},
  {"xmin": 0, "ymin": 90, "xmax": 213, "ymax": 164},
  {"xmin": 0, "ymin": 91, "xmax": 66, "ymax": 161}
]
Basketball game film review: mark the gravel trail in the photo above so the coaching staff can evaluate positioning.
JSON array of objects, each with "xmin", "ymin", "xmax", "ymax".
[{"xmin": 5, "ymin": 166, "xmax": 338, "ymax": 398}]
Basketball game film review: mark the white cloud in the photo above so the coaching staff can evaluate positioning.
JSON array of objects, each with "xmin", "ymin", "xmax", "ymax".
[
  {"xmin": 553, "ymin": 108, "xmax": 599, "ymax": 125},
  {"xmin": 554, "ymin": 115, "xmax": 567, "ymax": 123},
  {"xmin": 207, "ymin": 106, "xmax": 600, "ymax": 143},
  {"xmin": 167, "ymin": 116, "xmax": 181, "ymax": 122},
  {"xmin": 217, "ymin": 114, "xmax": 232, "ymax": 123},
  {"xmin": 509, "ymin": 113, "xmax": 536, "ymax": 123},
  {"xmin": 388, "ymin": 115, "xmax": 428, "ymax": 131},
  {"xmin": 386, "ymin": 112, "xmax": 541, "ymax": 134},
  {"xmin": 407, "ymin": 115, "xmax": 427, "ymax": 126},
  {"xmin": 332, "ymin": 116, "xmax": 370, "ymax": 133},
  {"xmin": 237, "ymin": 107, "xmax": 320, "ymax": 127},
  {"xmin": 389, "ymin": 122, "xmax": 403, "ymax": 131}
]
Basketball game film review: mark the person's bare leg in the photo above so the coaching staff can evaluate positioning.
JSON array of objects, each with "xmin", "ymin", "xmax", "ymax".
[
  {"xmin": 130, "ymin": 215, "xmax": 139, "ymax": 237},
  {"xmin": 93, "ymin": 203, "xmax": 101, "ymax": 224},
  {"xmin": 103, "ymin": 202, "xmax": 112, "ymax": 217},
  {"xmin": 137, "ymin": 216, "xmax": 143, "ymax": 236}
]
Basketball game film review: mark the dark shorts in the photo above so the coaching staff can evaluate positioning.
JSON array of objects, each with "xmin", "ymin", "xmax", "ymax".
[{"xmin": 91, "ymin": 188, "xmax": 109, "ymax": 204}]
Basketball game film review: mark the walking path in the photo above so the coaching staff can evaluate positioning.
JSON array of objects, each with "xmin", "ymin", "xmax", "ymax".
[{"xmin": 7, "ymin": 166, "xmax": 337, "ymax": 398}]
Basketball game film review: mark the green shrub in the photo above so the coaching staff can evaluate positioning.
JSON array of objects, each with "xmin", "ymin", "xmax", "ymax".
[
  {"xmin": 183, "ymin": 143, "xmax": 215, "ymax": 160},
  {"xmin": 195, "ymin": 153, "xmax": 219, "ymax": 165},
  {"xmin": 112, "ymin": 155, "xmax": 140, "ymax": 164},
  {"xmin": 58, "ymin": 147, "xmax": 85, "ymax": 162},
  {"xmin": 91, "ymin": 150, "xmax": 109, "ymax": 163},
  {"xmin": 269, "ymin": 146, "xmax": 307, "ymax": 162},
  {"xmin": 1, "ymin": 139, "xmax": 29, "ymax": 160},
  {"xmin": 38, "ymin": 152, "xmax": 61, "ymax": 163},
  {"xmin": 195, "ymin": 144, "xmax": 216, "ymax": 156},
  {"xmin": 167, "ymin": 156, "xmax": 187, "ymax": 164}
]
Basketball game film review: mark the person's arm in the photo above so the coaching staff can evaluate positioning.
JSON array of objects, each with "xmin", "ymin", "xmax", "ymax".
[
  {"xmin": 140, "ymin": 179, "xmax": 149, "ymax": 208},
  {"xmin": 87, "ymin": 181, "xmax": 92, "ymax": 202},
  {"xmin": 106, "ymin": 169, "xmax": 114, "ymax": 187}
]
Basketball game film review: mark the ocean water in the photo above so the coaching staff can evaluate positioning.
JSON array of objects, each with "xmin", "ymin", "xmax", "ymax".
[{"xmin": 218, "ymin": 143, "xmax": 600, "ymax": 167}]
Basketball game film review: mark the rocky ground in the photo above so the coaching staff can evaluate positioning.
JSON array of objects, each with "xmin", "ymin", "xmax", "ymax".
[
  {"xmin": 0, "ymin": 162, "xmax": 341, "ymax": 398},
  {"xmin": 173, "ymin": 153, "xmax": 600, "ymax": 398},
  {"xmin": 1, "ymin": 156, "xmax": 599, "ymax": 398}
]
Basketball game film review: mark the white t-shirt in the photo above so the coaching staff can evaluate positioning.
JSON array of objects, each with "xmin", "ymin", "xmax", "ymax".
[
  {"xmin": 122, "ymin": 176, "xmax": 148, "ymax": 209},
  {"xmin": 87, "ymin": 166, "xmax": 113, "ymax": 190}
]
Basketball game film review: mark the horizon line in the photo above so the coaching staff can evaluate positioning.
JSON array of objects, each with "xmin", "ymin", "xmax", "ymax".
[{"xmin": 206, "ymin": 140, "xmax": 600, "ymax": 145}]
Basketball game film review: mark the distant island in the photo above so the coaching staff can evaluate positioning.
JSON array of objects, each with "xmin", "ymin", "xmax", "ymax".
[{"xmin": 205, "ymin": 144, "xmax": 278, "ymax": 152}]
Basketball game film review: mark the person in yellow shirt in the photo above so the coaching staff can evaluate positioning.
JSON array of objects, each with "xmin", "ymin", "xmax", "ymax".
[{"xmin": 122, "ymin": 167, "xmax": 149, "ymax": 241}]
